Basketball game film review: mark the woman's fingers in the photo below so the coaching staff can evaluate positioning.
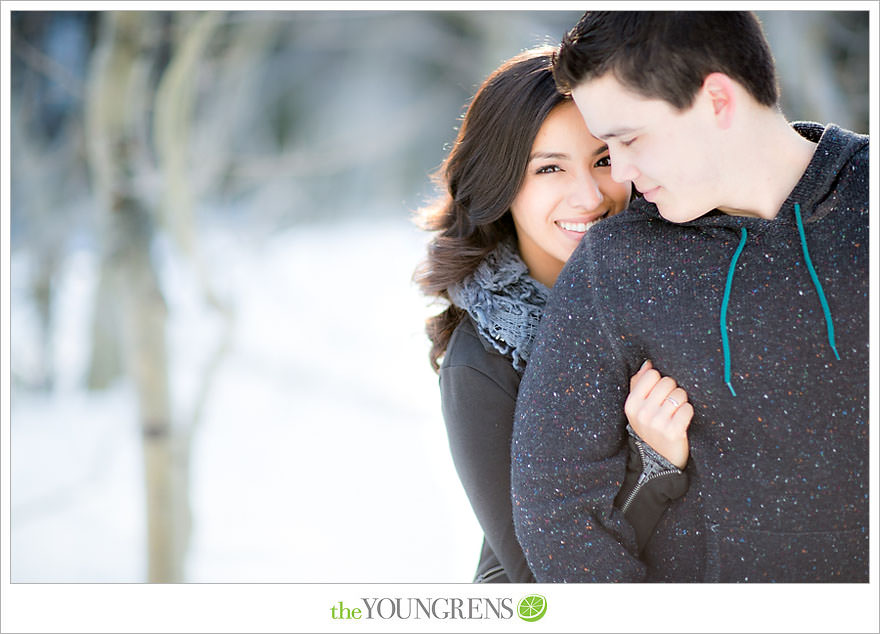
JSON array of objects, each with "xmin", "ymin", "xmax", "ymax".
[
  {"xmin": 661, "ymin": 386, "xmax": 688, "ymax": 411},
  {"xmin": 633, "ymin": 381, "xmax": 690, "ymax": 431},
  {"xmin": 629, "ymin": 359, "xmax": 654, "ymax": 391},
  {"xmin": 627, "ymin": 364, "xmax": 692, "ymax": 432},
  {"xmin": 631, "ymin": 366, "xmax": 667, "ymax": 399},
  {"xmin": 624, "ymin": 369, "xmax": 694, "ymax": 469},
  {"xmin": 625, "ymin": 366, "xmax": 661, "ymax": 421},
  {"xmin": 645, "ymin": 376, "xmax": 679, "ymax": 410},
  {"xmin": 672, "ymin": 402, "xmax": 694, "ymax": 431}
]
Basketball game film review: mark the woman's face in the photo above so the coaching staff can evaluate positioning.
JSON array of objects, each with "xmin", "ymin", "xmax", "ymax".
[{"xmin": 510, "ymin": 100, "xmax": 631, "ymax": 287}]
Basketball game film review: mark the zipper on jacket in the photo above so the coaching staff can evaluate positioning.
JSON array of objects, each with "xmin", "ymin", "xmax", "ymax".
[
  {"xmin": 619, "ymin": 438, "xmax": 681, "ymax": 515},
  {"xmin": 474, "ymin": 564, "xmax": 506, "ymax": 583}
]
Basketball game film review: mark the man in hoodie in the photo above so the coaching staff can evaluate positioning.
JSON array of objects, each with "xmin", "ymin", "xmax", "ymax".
[{"xmin": 511, "ymin": 11, "xmax": 869, "ymax": 582}]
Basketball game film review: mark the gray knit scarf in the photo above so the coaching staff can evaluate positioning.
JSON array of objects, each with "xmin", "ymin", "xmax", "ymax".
[{"xmin": 448, "ymin": 239, "xmax": 550, "ymax": 372}]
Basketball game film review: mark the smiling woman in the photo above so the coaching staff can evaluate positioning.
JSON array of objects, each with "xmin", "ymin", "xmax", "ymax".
[{"xmin": 510, "ymin": 100, "xmax": 630, "ymax": 287}]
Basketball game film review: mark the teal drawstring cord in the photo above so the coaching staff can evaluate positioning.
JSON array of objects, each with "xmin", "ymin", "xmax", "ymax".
[
  {"xmin": 720, "ymin": 227, "xmax": 748, "ymax": 397},
  {"xmin": 720, "ymin": 205, "xmax": 840, "ymax": 397},
  {"xmin": 794, "ymin": 202, "xmax": 840, "ymax": 360}
]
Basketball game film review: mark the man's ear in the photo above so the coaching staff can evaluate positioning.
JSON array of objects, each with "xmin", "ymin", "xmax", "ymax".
[{"xmin": 701, "ymin": 72, "xmax": 736, "ymax": 129}]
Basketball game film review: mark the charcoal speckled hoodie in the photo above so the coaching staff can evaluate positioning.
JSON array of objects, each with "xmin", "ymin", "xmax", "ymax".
[{"xmin": 511, "ymin": 122, "xmax": 869, "ymax": 582}]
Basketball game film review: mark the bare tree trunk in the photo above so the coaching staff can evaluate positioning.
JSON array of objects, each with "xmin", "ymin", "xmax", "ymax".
[
  {"xmin": 85, "ymin": 266, "xmax": 124, "ymax": 390},
  {"xmin": 84, "ymin": 11, "xmax": 185, "ymax": 582},
  {"xmin": 150, "ymin": 10, "xmax": 226, "ymax": 580},
  {"xmin": 154, "ymin": 11, "xmax": 223, "ymax": 255},
  {"xmin": 113, "ymin": 191, "xmax": 182, "ymax": 583}
]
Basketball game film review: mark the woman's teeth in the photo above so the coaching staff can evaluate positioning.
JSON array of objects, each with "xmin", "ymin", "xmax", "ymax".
[{"xmin": 556, "ymin": 218, "xmax": 600, "ymax": 233}]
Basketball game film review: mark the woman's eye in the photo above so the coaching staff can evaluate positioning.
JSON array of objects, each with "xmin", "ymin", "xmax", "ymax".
[
  {"xmin": 594, "ymin": 155, "xmax": 612, "ymax": 168},
  {"xmin": 536, "ymin": 165, "xmax": 562, "ymax": 174},
  {"xmin": 621, "ymin": 137, "xmax": 637, "ymax": 147}
]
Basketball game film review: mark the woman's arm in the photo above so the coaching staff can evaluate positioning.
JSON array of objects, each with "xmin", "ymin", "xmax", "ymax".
[
  {"xmin": 616, "ymin": 360, "xmax": 692, "ymax": 552},
  {"xmin": 439, "ymin": 323, "xmax": 535, "ymax": 583}
]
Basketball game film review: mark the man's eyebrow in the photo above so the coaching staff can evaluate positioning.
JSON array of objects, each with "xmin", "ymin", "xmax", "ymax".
[
  {"xmin": 592, "ymin": 143, "xmax": 610, "ymax": 157},
  {"xmin": 596, "ymin": 127, "xmax": 639, "ymax": 141}
]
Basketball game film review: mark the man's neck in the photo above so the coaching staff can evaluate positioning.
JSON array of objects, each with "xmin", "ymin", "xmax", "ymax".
[{"xmin": 717, "ymin": 112, "xmax": 817, "ymax": 220}]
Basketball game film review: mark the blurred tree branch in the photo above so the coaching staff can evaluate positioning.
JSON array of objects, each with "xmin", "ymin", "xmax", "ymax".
[{"xmin": 12, "ymin": 32, "xmax": 83, "ymax": 99}]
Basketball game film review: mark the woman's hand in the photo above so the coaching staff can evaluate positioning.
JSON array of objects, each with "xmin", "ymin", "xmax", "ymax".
[{"xmin": 624, "ymin": 360, "xmax": 693, "ymax": 469}]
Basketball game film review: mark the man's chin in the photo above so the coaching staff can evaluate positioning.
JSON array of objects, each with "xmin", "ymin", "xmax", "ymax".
[
  {"xmin": 657, "ymin": 207, "xmax": 685, "ymax": 224},
  {"xmin": 657, "ymin": 204, "xmax": 704, "ymax": 225}
]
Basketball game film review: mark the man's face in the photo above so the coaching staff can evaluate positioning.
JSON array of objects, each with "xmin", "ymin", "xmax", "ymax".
[{"xmin": 572, "ymin": 73, "xmax": 722, "ymax": 224}]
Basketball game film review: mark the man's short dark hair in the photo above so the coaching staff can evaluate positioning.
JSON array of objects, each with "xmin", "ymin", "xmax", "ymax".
[{"xmin": 553, "ymin": 11, "xmax": 779, "ymax": 110}]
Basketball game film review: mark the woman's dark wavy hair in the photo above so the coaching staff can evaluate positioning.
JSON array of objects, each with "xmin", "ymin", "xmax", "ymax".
[{"xmin": 413, "ymin": 46, "xmax": 567, "ymax": 372}]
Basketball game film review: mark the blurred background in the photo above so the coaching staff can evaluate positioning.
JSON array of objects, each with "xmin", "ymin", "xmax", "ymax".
[{"xmin": 7, "ymin": 9, "xmax": 871, "ymax": 583}]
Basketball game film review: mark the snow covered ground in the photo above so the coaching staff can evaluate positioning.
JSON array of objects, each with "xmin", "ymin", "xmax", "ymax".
[{"xmin": 10, "ymin": 214, "xmax": 484, "ymax": 583}]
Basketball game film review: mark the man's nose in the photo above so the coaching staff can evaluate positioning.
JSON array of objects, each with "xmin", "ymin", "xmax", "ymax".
[{"xmin": 610, "ymin": 150, "xmax": 639, "ymax": 184}]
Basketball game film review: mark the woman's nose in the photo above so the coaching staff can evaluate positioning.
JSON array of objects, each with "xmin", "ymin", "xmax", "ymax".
[{"xmin": 568, "ymin": 173, "xmax": 604, "ymax": 210}]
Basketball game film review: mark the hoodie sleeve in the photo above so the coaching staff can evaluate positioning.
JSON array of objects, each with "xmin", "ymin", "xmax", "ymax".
[{"xmin": 511, "ymin": 251, "xmax": 648, "ymax": 582}]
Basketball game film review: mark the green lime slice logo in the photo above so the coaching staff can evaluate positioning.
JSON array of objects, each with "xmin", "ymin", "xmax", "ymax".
[{"xmin": 517, "ymin": 594, "xmax": 547, "ymax": 622}]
